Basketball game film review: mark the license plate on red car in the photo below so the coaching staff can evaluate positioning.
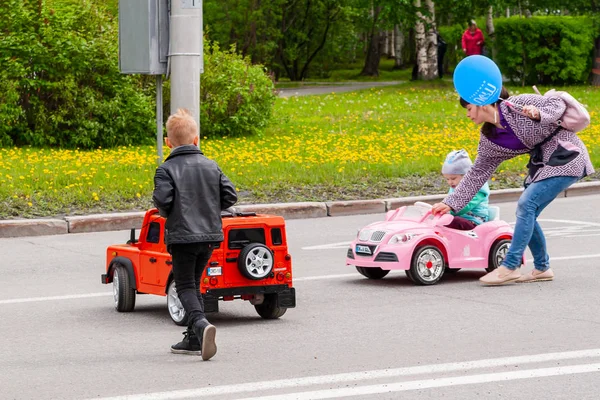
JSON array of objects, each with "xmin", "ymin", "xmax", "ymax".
[{"xmin": 356, "ymin": 245, "xmax": 372, "ymax": 255}]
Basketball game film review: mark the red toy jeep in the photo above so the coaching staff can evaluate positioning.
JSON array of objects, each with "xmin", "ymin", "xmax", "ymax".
[{"xmin": 101, "ymin": 208, "xmax": 296, "ymax": 324}]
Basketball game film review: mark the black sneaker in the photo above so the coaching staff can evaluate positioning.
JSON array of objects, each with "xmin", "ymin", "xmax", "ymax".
[
  {"xmin": 193, "ymin": 319, "xmax": 217, "ymax": 361},
  {"xmin": 170, "ymin": 328, "xmax": 201, "ymax": 356}
]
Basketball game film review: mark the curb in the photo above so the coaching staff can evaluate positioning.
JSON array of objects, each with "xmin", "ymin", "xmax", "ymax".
[
  {"xmin": 1, "ymin": 181, "xmax": 599, "ymax": 239},
  {"xmin": 65, "ymin": 212, "xmax": 146, "ymax": 234},
  {"xmin": 0, "ymin": 219, "xmax": 68, "ymax": 237}
]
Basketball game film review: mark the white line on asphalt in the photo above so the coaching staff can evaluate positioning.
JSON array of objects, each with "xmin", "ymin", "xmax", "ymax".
[
  {"xmin": 543, "ymin": 253, "xmax": 600, "ymax": 262},
  {"xmin": 230, "ymin": 363, "xmax": 600, "ymax": 400},
  {"xmin": 302, "ymin": 219, "xmax": 600, "ymax": 250},
  {"xmin": 86, "ymin": 349, "xmax": 600, "ymax": 400},
  {"xmin": 3, "ymin": 252, "xmax": 600, "ymax": 306},
  {"xmin": 294, "ymin": 273, "xmax": 356, "ymax": 281},
  {"xmin": 0, "ymin": 292, "xmax": 112, "ymax": 305},
  {"xmin": 537, "ymin": 218, "xmax": 600, "ymax": 227},
  {"xmin": 302, "ymin": 241, "xmax": 351, "ymax": 250}
]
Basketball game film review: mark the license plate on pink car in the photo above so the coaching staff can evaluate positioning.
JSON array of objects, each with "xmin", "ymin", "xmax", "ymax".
[{"xmin": 356, "ymin": 245, "xmax": 372, "ymax": 255}]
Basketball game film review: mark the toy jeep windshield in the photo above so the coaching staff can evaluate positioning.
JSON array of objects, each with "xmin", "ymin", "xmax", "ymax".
[{"xmin": 101, "ymin": 208, "xmax": 296, "ymax": 324}]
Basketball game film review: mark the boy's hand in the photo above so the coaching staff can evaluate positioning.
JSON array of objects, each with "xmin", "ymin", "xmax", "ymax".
[{"xmin": 432, "ymin": 203, "xmax": 451, "ymax": 215}]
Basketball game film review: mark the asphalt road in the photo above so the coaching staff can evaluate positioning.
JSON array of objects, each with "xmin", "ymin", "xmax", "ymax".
[{"xmin": 1, "ymin": 194, "xmax": 600, "ymax": 400}]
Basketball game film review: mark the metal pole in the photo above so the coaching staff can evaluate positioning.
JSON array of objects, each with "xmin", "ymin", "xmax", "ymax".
[
  {"xmin": 156, "ymin": 74, "xmax": 164, "ymax": 164},
  {"xmin": 169, "ymin": 0, "xmax": 202, "ymax": 148}
]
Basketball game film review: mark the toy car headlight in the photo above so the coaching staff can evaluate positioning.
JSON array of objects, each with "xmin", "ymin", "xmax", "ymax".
[
  {"xmin": 389, "ymin": 233, "xmax": 418, "ymax": 244},
  {"xmin": 358, "ymin": 229, "xmax": 372, "ymax": 241}
]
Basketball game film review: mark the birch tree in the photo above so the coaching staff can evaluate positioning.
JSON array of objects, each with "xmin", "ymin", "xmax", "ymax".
[
  {"xmin": 393, "ymin": 24, "xmax": 405, "ymax": 69},
  {"xmin": 414, "ymin": 0, "xmax": 437, "ymax": 80}
]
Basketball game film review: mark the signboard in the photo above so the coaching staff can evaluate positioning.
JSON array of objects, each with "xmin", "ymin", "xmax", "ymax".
[{"xmin": 181, "ymin": 0, "xmax": 201, "ymax": 8}]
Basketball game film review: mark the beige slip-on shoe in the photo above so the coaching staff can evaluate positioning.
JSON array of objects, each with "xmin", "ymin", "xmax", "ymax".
[
  {"xmin": 479, "ymin": 266, "xmax": 522, "ymax": 286},
  {"xmin": 516, "ymin": 268, "xmax": 554, "ymax": 283}
]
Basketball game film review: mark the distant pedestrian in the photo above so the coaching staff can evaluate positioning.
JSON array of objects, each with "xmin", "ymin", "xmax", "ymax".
[
  {"xmin": 153, "ymin": 109, "xmax": 238, "ymax": 360},
  {"xmin": 462, "ymin": 20, "xmax": 485, "ymax": 56},
  {"xmin": 437, "ymin": 32, "xmax": 447, "ymax": 78}
]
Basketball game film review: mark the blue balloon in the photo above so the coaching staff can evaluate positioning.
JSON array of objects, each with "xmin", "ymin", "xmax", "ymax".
[{"xmin": 453, "ymin": 56, "xmax": 503, "ymax": 106}]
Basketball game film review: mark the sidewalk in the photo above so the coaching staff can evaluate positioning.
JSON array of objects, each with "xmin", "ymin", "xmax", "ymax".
[{"xmin": 2, "ymin": 181, "xmax": 599, "ymax": 239}]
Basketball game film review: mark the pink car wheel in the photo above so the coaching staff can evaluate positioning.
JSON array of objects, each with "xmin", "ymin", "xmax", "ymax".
[
  {"xmin": 356, "ymin": 266, "xmax": 390, "ymax": 280},
  {"xmin": 487, "ymin": 239, "xmax": 511, "ymax": 272},
  {"xmin": 408, "ymin": 245, "xmax": 446, "ymax": 285}
]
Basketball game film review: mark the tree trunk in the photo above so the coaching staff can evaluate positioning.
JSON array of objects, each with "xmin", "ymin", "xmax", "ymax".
[
  {"xmin": 414, "ymin": 0, "xmax": 437, "ymax": 80},
  {"xmin": 592, "ymin": 37, "xmax": 600, "ymax": 86},
  {"xmin": 393, "ymin": 24, "xmax": 404, "ymax": 69},
  {"xmin": 361, "ymin": 31, "xmax": 383, "ymax": 76},
  {"xmin": 486, "ymin": 5, "xmax": 495, "ymax": 59},
  {"xmin": 383, "ymin": 30, "xmax": 390, "ymax": 57},
  {"xmin": 486, "ymin": 6, "xmax": 495, "ymax": 37},
  {"xmin": 360, "ymin": 6, "xmax": 383, "ymax": 77},
  {"xmin": 389, "ymin": 29, "xmax": 395, "ymax": 58}
]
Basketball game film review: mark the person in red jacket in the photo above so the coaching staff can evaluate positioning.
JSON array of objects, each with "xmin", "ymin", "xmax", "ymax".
[{"xmin": 462, "ymin": 20, "xmax": 485, "ymax": 56}]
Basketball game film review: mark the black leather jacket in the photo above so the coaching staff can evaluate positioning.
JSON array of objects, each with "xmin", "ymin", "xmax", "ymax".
[{"xmin": 152, "ymin": 145, "xmax": 238, "ymax": 244}]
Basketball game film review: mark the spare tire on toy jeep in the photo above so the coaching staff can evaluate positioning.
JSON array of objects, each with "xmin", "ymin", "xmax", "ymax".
[{"xmin": 238, "ymin": 243, "xmax": 274, "ymax": 280}]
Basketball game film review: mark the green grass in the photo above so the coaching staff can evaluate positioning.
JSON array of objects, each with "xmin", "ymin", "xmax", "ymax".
[{"xmin": 2, "ymin": 80, "xmax": 600, "ymax": 218}]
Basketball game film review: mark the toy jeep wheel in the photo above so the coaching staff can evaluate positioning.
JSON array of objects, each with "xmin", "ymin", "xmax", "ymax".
[
  {"xmin": 409, "ymin": 245, "xmax": 445, "ymax": 285},
  {"xmin": 487, "ymin": 239, "xmax": 511, "ymax": 272},
  {"xmin": 255, "ymin": 293, "xmax": 287, "ymax": 319},
  {"xmin": 113, "ymin": 263, "xmax": 136, "ymax": 312},
  {"xmin": 356, "ymin": 266, "xmax": 389, "ymax": 279},
  {"xmin": 238, "ymin": 243, "xmax": 274, "ymax": 280},
  {"xmin": 167, "ymin": 281, "xmax": 188, "ymax": 326}
]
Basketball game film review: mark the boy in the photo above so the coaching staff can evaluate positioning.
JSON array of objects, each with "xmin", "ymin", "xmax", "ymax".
[
  {"xmin": 152, "ymin": 109, "xmax": 238, "ymax": 360},
  {"xmin": 442, "ymin": 149, "xmax": 489, "ymax": 230}
]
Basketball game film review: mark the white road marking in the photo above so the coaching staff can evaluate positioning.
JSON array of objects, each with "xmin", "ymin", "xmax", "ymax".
[
  {"xmin": 302, "ymin": 241, "xmax": 352, "ymax": 250},
  {"xmin": 0, "ymin": 292, "xmax": 112, "ymax": 305},
  {"xmin": 3, "ymin": 252, "xmax": 600, "ymax": 306},
  {"xmin": 294, "ymin": 273, "xmax": 356, "ymax": 282},
  {"xmin": 537, "ymin": 218, "xmax": 600, "ymax": 227},
  {"xmin": 86, "ymin": 348, "xmax": 600, "ymax": 400},
  {"xmin": 542, "ymin": 253, "xmax": 600, "ymax": 262},
  {"xmin": 304, "ymin": 219, "xmax": 600, "ymax": 250},
  {"xmin": 231, "ymin": 364, "xmax": 600, "ymax": 400}
]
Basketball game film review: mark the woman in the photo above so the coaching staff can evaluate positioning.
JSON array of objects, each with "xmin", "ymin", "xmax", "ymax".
[
  {"xmin": 462, "ymin": 20, "xmax": 484, "ymax": 56},
  {"xmin": 432, "ymin": 88, "xmax": 594, "ymax": 285}
]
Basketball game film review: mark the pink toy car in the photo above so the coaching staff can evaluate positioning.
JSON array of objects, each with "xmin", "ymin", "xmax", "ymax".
[{"xmin": 346, "ymin": 202, "xmax": 519, "ymax": 285}]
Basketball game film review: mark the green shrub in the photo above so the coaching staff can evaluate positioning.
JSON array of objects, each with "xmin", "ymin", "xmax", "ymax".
[
  {"xmin": 0, "ymin": 0, "xmax": 155, "ymax": 148},
  {"xmin": 200, "ymin": 41, "xmax": 277, "ymax": 138},
  {"xmin": 494, "ymin": 16, "xmax": 596, "ymax": 85}
]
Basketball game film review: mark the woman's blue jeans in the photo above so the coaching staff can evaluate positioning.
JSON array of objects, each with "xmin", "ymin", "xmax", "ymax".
[{"xmin": 501, "ymin": 176, "xmax": 579, "ymax": 271}]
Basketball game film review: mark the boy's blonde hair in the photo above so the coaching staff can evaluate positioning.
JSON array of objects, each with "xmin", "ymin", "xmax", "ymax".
[{"xmin": 166, "ymin": 109, "xmax": 198, "ymax": 147}]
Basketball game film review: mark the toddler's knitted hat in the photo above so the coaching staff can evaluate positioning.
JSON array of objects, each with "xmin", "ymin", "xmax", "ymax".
[{"xmin": 442, "ymin": 149, "xmax": 473, "ymax": 175}]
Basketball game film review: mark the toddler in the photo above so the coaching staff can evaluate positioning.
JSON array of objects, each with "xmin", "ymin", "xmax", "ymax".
[{"xmin": 442, "ymin": 149, "xmax": 489, "ymax": 230}]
